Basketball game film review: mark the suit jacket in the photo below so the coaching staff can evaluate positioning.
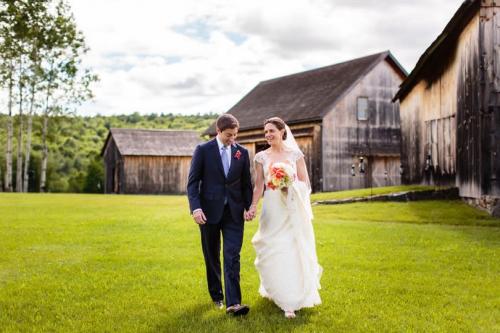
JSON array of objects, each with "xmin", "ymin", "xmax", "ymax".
[{"xmin": 187, "ymin": 139, "xmax": 253, "ymax": 224}]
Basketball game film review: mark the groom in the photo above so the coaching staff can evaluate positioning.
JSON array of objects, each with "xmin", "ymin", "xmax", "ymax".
[{"xmin": 187, "ymin": 114, "xmax": 253, "ymax": 316}]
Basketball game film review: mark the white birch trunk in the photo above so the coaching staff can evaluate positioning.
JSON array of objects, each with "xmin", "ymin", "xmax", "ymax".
[
  {"xmin": 23, "ymin": 85, "xmax": 35, "ymax": 192},
  {"xmin": 39, "ymin": 113, "xmax": 48, "ymax": 193},
  {"xmin": 5, "ymin": 65, "xmax": 14, "ymax": 192},
  {"xmin": 15, "ymin": 60, "xmax": 24, "ymax": 192}
]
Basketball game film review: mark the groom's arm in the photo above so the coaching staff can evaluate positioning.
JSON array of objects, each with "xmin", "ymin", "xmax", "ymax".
[
  {"xmin": 241, "ymin": 149, "xmax": 253, "ymax": 210},
  {"xmin": 187, "ymin": 145, "xmax": 203, "ymax": 214}
]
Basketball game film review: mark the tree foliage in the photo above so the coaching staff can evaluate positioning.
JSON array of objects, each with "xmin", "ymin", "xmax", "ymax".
[
  {"xmin": 0, "ymin": 112, "xmax": 217, "ymax": 192},
  {"xmin": 0, "ymin": 0, "xmax": 98, "ymax": 192}
]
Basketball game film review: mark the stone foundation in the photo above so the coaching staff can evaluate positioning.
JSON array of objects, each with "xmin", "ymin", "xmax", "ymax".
[
  {"xmin": 315, "ymin": 187, "xmax": 459, "ymax": 205},
  {"xmin": 463, "ymin": 196, "xmax": 500, "ymax": 217}
]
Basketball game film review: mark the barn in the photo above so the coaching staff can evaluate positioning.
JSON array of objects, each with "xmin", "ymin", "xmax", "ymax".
[
  {"xmin": 393, "ymin": 0, "xmax": 500, "ymax": 213},
  {"xmin": 205, "ymin": 51, "xmax": 407, "ymax": 192},
  {"xmin": 101, "ymin": 128, "xmax": 202, "ymax": 194}
]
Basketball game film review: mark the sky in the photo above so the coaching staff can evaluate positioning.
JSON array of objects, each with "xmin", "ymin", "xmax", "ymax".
[{"xmin": 68, "ymin": 0, "xmax": 464, "ymax": 116}]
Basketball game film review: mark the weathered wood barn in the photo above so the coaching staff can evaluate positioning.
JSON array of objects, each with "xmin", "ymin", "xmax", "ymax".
[
  {"xmin": 101, "ymin": 128, "xmax": 202, "ymax": 194},
  {"xmin": 205, "ymin": 51, "xmax": 407, "ymax": 192},
  {"xmin": 394, "ymin": 0, "xmax": 500, "ymax": 211}
]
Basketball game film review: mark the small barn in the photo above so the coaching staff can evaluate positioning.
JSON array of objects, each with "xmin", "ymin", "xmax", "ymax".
[
  {"xmin": 205, "ymin": 51, "xmax": 407, "ymax": 192},
  {"xmin": 394, "ymin": 0, "xmax": 500, "ymax": 212},
  {"xmin": 101, "ymin": 128, "xmax": 202, "ymax": 194}
]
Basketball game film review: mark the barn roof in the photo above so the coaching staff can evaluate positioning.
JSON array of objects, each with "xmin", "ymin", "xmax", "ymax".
[
  {"xmin": 101, "ymin": 128, "xmax": 202, "ymax": 157},
  {"xmin": 204, "ymin": 50, "xmax": 407, "ymax": 135},
  {"xmin": 394, "ymin": 0, "xmax": 480, "ymax": 102}
]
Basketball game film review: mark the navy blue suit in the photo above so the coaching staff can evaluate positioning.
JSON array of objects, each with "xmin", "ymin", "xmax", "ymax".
[{"xmin": 187, "ymin": 138, "xmax": 253, "ymax": 306}]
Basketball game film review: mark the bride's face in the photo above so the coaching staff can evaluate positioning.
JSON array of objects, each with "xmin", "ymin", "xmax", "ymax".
[{"xmin": 264, "ymin": 123, "xmax": 284, "ymax": 146}]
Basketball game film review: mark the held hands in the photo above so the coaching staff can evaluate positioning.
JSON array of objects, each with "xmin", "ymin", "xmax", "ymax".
[{"xmin": 244, "ymin": 204, "xmax": 257, "ymax": 221}]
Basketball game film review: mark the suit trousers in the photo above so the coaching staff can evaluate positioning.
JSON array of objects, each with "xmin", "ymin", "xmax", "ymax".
[{"xmin": 199, "ymin": 205, "xmax": 244, "ymax": 307}]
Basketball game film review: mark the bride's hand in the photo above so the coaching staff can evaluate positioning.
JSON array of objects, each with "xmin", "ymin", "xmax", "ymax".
[{"xmin": 246, "ymin": 204, "xmax": 257, "ymax": 221}]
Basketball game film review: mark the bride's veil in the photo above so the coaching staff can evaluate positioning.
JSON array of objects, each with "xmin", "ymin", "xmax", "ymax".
[
  {"xmin": 283, "ymin": 125, "xmax": 301, "ymax": 152},
  {"xmin": 283, "ymin": 125, "xmax": 311, "ymax": 190},
  {"xmin": 283, "ymin": 124, "xmax": 313, "ymax": 221}
]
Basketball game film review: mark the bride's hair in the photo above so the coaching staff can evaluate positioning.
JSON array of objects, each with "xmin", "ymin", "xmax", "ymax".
[{"xmin": 264, "ymin": 117, "xmax": 287, "ymax": 140}]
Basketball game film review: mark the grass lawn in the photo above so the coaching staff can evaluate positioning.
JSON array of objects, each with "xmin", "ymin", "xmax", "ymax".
[{"xmin": 0, "ymin": 192, "xmax": 499, "ymax": 332}]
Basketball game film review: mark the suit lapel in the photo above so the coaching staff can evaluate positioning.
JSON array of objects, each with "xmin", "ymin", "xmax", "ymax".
[{"xmin": 210, "ymin": 139, "xmax": 226, "ymax": 177}]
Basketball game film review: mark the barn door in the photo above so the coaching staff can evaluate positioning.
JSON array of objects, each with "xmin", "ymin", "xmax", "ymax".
[{"xmin": 370, "ymin": 156, "xmax": 400, "ymax": 187}]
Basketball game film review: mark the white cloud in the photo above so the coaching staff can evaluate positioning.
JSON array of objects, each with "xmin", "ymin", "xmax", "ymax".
[{"xmin": 69, "ymin": 0, "xmax": 463, "ymax": 116}]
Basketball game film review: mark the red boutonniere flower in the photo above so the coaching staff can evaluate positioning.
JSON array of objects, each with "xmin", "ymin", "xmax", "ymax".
[{"xmin": 234, "ymin": 150, "xmax": 242, "ymax": 160}]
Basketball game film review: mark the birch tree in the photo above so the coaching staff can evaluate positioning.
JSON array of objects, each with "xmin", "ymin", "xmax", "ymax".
[
  {"xmin": 1, "ymin": 0, "xmax": 95, "ymax": 192},
  {"xmin": 39, "ymin": 0, "xmax": 96, "ymax": 192},
  {"xmin": 22, "ymin": 1, "xmax": 49, "ymax": 192},
  {"xmin": 0, "ymin": 1, "xmax": 20, "ymax": 192},
  {"xmin": 0, "ymin": 0, "xmax": 48, "ymax": 191}
]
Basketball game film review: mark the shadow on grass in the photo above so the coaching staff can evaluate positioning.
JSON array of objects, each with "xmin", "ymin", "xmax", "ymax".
[
  {"xmin": 153, "ymin": 297, "xmax": 314, "ymax": 333},
  {"xmin": 404, "ymin": 200, "xmax": 500, "ymax": 227},
  {"xmin": 314, "ymin": 200, "xmax": 500, "ymax": 228}
]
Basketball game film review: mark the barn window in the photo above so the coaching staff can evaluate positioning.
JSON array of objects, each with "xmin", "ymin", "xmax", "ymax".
[{"xmin": 357, "ymin": 97, "xmax": 369, "ymax": 120}]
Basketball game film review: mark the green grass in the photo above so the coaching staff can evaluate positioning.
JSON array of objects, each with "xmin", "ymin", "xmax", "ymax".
[
  {"xmin": 310, "ymin": 185, "xmax": 444, "ymax": 202},
  {"xmin": 0, "ymin": 193, "xmax": 499, "ymax": 332}
]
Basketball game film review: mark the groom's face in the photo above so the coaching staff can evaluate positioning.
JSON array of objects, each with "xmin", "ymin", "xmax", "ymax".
[{"xmin": 217, "ymin": 127, "xmax": 238, "ymax": 146}]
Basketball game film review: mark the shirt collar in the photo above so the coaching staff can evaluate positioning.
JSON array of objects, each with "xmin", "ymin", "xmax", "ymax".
[{"xmin": 216, "ymin": 136, "xmax": 233, "ymax": 150}]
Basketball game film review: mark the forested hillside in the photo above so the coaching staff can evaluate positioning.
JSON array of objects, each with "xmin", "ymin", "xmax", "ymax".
[{"xmin": 0, "ymin": 112, "xmax": 217, "ymax": 193}]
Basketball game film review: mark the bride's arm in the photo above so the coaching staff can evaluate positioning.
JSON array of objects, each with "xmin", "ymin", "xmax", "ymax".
[
  {"xmin": 296, "ymin": 157, "xmax": 311, "ymax": 191},
  {"xmin": 248, "ymin": 161, "xmax": 265, "ymax": 218}
]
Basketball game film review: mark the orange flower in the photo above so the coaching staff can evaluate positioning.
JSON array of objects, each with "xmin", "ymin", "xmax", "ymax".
[
  {"xmin": 266, "ymin": 162, "xmax": 293, "ymax": 191},
  {"xmin": 266, "ymin": 181, "xmax": 277, "ymax": 190}
]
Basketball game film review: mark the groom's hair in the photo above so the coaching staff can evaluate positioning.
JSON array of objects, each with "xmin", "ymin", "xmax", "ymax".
[
  {"xmin": 264, "ymin": 117, "xmax": 287, "ymax": 140},
  {"xmin": 216, "ymin": 114, "xmax": 240, "ymax": 132}
]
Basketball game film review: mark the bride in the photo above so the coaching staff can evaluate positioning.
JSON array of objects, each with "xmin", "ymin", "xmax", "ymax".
[{"xmin": 246, "ymin": 117, "xmax": 322, "ymax": 319}]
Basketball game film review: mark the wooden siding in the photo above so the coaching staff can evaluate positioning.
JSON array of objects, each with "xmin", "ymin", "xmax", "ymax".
[
  {"xmin": 322, "ymin": 59, "xmax": 404, "ymax": 191},
  {"xmin": 122, "ymin": 156, "xmax": 192, "ymax": 194},
  {"xmin": 103, "ymin": 138, "xmax": 124, "ymax": 194},
  {"xmin": 400, "ymin": 15, "xmax": 478, "ymax": 189},
  {"xmin": 481, "ymin": 0, "xmax": 500, "ymax": 196},
  {"xmin": 456, "ymin": 13, "xmax": 482, "ymax": 197},
  {"xmin": 371, "ymin": 156, "xmax": 401, "ymax": 187},
  {"xmin": 399, "ymin": 4, "xmax": 500, "ymax": 199}
]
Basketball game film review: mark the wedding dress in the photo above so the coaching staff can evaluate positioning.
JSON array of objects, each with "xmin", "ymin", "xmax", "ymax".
[{"xmin": 251, "ymin": 149, "xmax": 322, "ymax": 312}]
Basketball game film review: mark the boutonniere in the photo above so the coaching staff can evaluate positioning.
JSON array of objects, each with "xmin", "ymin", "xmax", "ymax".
[{"xmin": 234, "ymin": 150, "xmax": 242, "ymax": 160}]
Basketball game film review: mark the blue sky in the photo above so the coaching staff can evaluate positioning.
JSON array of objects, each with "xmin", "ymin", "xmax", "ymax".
[{"xmin": 69, "ymin": 0, "xmax": 463, "ymax": 116}]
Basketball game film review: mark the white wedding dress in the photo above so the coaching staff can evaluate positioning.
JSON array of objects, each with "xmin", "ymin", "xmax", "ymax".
[{"xmin": 251, "ymin": 149, "xmax": 322, "ymax": 312}]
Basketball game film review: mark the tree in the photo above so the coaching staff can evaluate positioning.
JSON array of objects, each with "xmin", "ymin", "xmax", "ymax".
[
  {"xmin": 38, "ymin": 0, "xmax": 97, "ymax": 192},
  {"xmin": 23, "ymin": 1, "xmax": 50, "ymax": 192},
  {"xmin": 83, "ymin": 155, "xmax": 104, "ymax": 193},
  {"xmin": 0, "ymin": 0, "xmax": 55, "ymax": 192},
  {"xmin": 0, "ymin": 0, "xmax": 19, "ymax": 192}
]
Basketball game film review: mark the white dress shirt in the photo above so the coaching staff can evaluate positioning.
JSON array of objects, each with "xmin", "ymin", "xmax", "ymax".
[{"xmin": 216, "ymin": 136, "xmax": 231, "ymax": 170}]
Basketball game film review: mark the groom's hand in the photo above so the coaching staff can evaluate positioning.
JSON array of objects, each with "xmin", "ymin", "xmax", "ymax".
[{"xmin": 192, "ymin": 209, "xmax": 207, "ymax": 225}]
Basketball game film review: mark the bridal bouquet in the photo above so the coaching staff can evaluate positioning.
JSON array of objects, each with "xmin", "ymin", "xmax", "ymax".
[{"xmin": 266, "ymin": 162, "xmax": 295, "ymax": 190}]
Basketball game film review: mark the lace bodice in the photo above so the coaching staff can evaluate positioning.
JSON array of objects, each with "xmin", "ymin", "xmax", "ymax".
[{"xmin": 254, "ymin": 149, "xmax": 304, "ymax": 178}]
